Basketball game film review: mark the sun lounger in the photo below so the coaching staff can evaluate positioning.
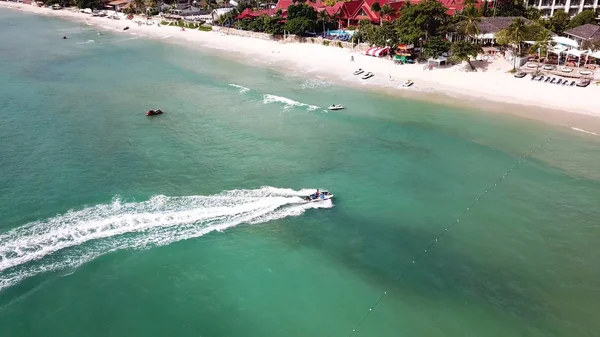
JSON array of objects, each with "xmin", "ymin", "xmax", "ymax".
[
  {"xmin": 570, "ymin": 81, "xmax": 576, "ymax": 86},
  {"xmin": 550, "ymin": 78, "xmax": 556, "ymax": 83},
  {"xmin": 544, "ymin": 77, "xmax": 551, "ymax": 83},
  {"xmin": 537, "ymin": 76, "xmax": 544, "ymax": 81},
  {"xmin": 556, "ymin": 79, "xmax": 562, "ymax": 85}
]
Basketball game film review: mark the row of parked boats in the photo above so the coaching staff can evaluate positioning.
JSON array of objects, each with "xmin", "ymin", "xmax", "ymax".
[{"xmin": 515, "ymin": 72, "xmax": 591, "ymax": 87}]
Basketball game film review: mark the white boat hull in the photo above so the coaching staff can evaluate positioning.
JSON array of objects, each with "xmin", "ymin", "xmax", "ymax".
[
  {"xmin": 306, "ymin": 194, "xmax": 333, "ymax": 202},
  {"xmin": 303, "ymin": 190, "xmax": 333, "ymax": 202}
]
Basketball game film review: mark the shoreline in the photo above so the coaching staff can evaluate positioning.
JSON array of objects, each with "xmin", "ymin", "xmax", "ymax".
[{"xmin": 2, "ymin": 2, "xmax": 600, "ymax": 135}]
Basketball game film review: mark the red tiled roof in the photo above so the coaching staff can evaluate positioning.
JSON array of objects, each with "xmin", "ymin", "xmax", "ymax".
[
  {"xmin": 275, "ymin": 0, "xmax": 292, "ymax": 10},
  {"xmin": 237, "ymin": 7, "xmax": 277, "ymax": 19},
  {"xmin": 325, "ymin": 2, "xmax": 343, "ymax": 16}
]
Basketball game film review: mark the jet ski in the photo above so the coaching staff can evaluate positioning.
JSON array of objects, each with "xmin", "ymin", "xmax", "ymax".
[
  {"xmin": 146, "ymin": 109, "xmax": 163, "ymax": 116},
  {"xmin": 401, "ymin": 79, "xmax": 414, "ymax": 87},
  {"xmin": 328, "ymin": 104, "xmax": 344, "ymax": 110},
  {"xmin": 353, "ymin": 68, "xmax": 364, "ymax": 75},
  {"xmin": 362, "ymin": 72, "xmax": 374, "ymax": 80},
  {"xmin": 303, "ymin": 190, "xmax": 333, "ymax": 202}
]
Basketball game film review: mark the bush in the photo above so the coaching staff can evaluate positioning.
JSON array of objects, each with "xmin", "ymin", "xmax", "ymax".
[
  {"xmin": 337, "ymin": 41, "xmax": 343, "ymax": 48},
  {"xmin": 198, "ymin": 25, "xmax": 212, "ymax": 32},
  {"xmin": 323, "ymin": 40, "xmax": 330, "ymax": 46}
]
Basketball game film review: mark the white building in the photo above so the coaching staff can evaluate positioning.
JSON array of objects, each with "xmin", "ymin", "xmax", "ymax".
[
  {"xmin": 524, "ymin": 0, "xmax": 599, "ymax": 18},
  {"xmin": 211, "ymin": 8, "xmax": 234, "ymax": 22}
]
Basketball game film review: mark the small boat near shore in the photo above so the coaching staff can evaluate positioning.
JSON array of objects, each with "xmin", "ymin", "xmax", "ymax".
[
  {"xmin": 146, "ymin": 109, "xmax": 163, "ymax": 116},
  {"xmin": 328, "ymin": 104, "xmax": 344, "ymax": 110}
]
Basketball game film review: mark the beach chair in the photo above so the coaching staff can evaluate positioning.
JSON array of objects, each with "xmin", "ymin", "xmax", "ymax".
[{"xmin": 537, "ymin": 76, "xmax": 544, "ymax": 81}]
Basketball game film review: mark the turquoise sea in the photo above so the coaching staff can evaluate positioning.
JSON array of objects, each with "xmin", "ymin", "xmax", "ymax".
[{"xmin": 1, "ymin": 9, "xmax": 600, "ymax": 337}]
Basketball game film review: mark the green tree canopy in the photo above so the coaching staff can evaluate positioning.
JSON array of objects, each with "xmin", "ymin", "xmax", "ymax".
[
  {"xmin": 529, "ymin": 27, "xmax": 552, "ymax": 72},
  {"xmin": 378, "ymin": 3, "xmax": 395, "ymax": 24},
  {"xmin": 524, "ymin": 7, "xmax": 541, "ymax": 21},
  {"xmin": 285, "ymin": 17, "xmax": 315, "ymax": 35},
  {"xmin": 423, "ymin": 36, "xmax": 451, "ymax": 58},
  {"xmin": 287, "ymin": 3, "xmax": 317, "ymax": 21},
  {"xmin": 450, "ymin": 40, "xmax": 480, "ymax": 70},
  {"xmin": 371, "ymin": 1, "xmax": 381, "ymax": 13},
  {"xmin": 568, "ymin": 10, "xmax": 596, "ymax": 29},
  {"xmin": 550, "ymin": 10, "xmax": 570, "ymax": 33},
  {"xmin": 75, "ymin": 0, "xmax": 105, "ymax": 8},
  {"xmin": 495, "ymin": 18, "xmax": 528, "ymax": 55},
  {"xmin": 395, "ymin": 0, "xmax": 450, "ymax": 44}
]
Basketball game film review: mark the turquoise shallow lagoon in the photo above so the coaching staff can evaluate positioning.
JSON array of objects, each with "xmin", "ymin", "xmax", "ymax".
[{"xmin": 1, "ymin": 9, "xmax": 599, "ymax": 337}]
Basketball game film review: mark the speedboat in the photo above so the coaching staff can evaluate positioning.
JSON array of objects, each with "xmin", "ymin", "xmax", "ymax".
[
  {"xmin": 401, "ymin": 79, "xmax": 414, "ymax": 87},
  {"xmin": 362, "ymin": 72, "xmax": 374, "ymax": 80},
  {"xmin": 303, "ymin": 190, "xmax": 333, "ymax": 202},
  {"xmin": 353, "ymin": 68, "xmax": 364, "ymax": 75},
  {"xmin": 146, "ymin": 109, "xmax": 163, "ymax": 116},
  {"xmin": 328, "ymin": 104, "xmax": 344, "ymax": 110}
]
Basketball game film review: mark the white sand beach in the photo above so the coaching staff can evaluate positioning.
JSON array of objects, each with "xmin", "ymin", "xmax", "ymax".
[{"xmin": 2, "ymin": 2, "xmax": 600, "ymax": 132}]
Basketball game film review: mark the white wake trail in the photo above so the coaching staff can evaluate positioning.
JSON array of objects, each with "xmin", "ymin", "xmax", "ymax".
[{"xmin": 0, "ymin": 187, "xmax": 331, "ymax": 291}]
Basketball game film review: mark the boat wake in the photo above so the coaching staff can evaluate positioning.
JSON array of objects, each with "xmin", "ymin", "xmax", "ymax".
[
  {"xmin": 263, "ymin": 94, "xmax": 320, "ymax": 111},
  {"xmin": 76, "ymin": 39, "xmax": 96, "ymax": 44},
  {"xmin": 571, "ymin": 127, "xmax": 598, "ymax": 136},
  {"xmin": 0, "ymin": 187, "xmax": 331, "ymax": 291},
  {"xmin": 229, "ymin": 83, "xmax": 250, "ymax": 94}
]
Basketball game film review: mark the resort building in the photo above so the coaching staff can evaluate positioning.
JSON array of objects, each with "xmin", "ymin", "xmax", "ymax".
[
  {"xmin": 524, "ymin": 0, "xmax": 600, "ymax": 18},
  {"xmin": 564, "ymin": 23, "xmax": 600, "ymax": 44},
  {"xmin": 238, "ymin": 0, "xmax": 479, "ymax": 26}
]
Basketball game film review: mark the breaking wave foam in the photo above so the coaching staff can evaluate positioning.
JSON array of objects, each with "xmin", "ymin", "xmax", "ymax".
[
  {"xmin": 263, "ymin": 94, "xmax": 320, "ymax": 111},
  {"xmin": 0, "ymin": 187, "xmax": 331, "ymax": 291},
  {"xmin": 229, "ymin": 83, "xmax": 250, "ymax": 94}
]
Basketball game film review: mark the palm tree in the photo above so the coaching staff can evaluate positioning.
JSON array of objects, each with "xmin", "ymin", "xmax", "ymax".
[
  {"xmin": 505, "ymin": 18, "xmax": 528, "ymax": 56},
  {"xmin": 378, "ymin": 4, "xmax": 395, "ymax": 26},
  {"xmin": 529, "ymin": 28, "xmax": 552, "ymax": 73},
  {"xmin": 318, "ymin": 10, "xmax": 329, "ymax": 33},
  {"xmin": 458, "ymin": 5, "xmax": 481, "ymax": 39},
  {"xmin": 497, "ymin": 18, "xmax": 529, "ymax": 69}
]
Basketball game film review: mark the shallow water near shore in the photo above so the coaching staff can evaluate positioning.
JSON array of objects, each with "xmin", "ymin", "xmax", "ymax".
[{"xmin": 1, "ymin": 9, "xmax": 600, "ymax": 337}]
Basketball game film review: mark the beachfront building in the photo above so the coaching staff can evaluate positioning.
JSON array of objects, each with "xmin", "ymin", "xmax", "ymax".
[
  {"xmin": 108, "ymin": 0, "xmax": 133, "ymax": 12},
  {"xmin": 564, "ymin": 23, "xmax": 600, "ymax": 44},
  {"xmin": 238, "ymin": 0, "xmax": 479, "ymax": 27},
  {"xmin": 212, "ymin": 7, "xmax": 235, "ymax": 21},
  {"xmin": 446, "ymin": 16, "xmax": 532, "ymax": 45},
  {"xmin": 524, "ymin": 0, "xmax": 600, "ymax": 18}
]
